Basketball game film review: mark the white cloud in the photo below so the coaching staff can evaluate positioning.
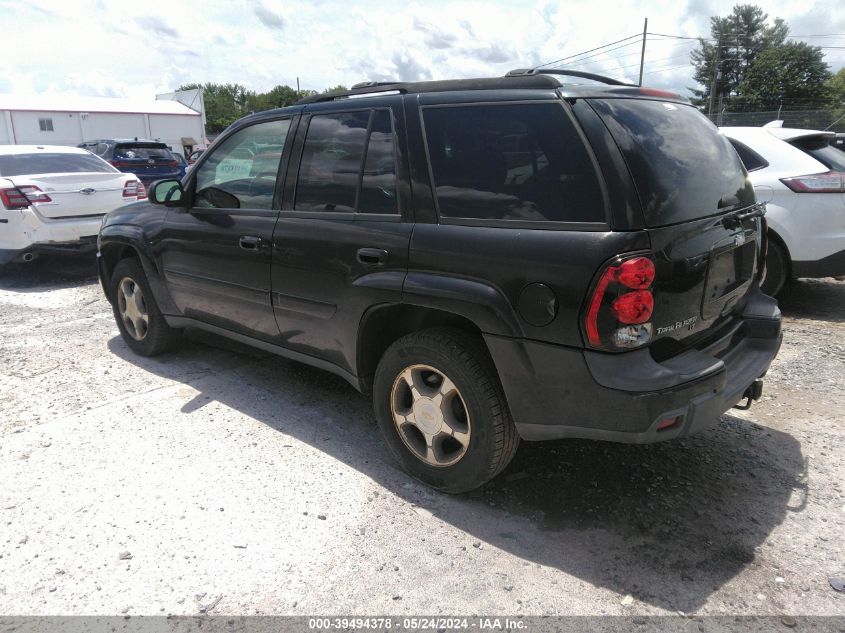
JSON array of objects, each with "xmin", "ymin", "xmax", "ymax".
[{"xmin": 0, "ymin": 0, "xmax": 842, "ymax": 101}]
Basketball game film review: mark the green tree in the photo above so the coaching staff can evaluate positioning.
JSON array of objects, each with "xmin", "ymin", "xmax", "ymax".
[
  {"xmin": 730, "ymin": 42, "xmax": 831, "ymax": 112},
  {"xmin": 689, "ymin": 4, "xmax": 788, "ymax": 111},
  {"xmin": 179, "ymin": 82, "xmax": 254, "ymax": 133},
  {"xmin": 828, "ymin": 68, "xmax": 845, "ymax": 104}
]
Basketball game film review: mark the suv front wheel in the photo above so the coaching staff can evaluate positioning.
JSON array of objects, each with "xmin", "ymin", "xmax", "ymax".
[
  {"xmin": 373, "ymin": 328, "xmax": 519, "ymax": 493},
  {"xmin": 110, "ymin": 257, "xmax": 181, "ymax": 356}
]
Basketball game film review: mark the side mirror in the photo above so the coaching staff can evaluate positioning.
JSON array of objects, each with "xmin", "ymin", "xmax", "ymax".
[{"xmin": 149, "ymin": 179, "xmax": 184, "ymax": 207}]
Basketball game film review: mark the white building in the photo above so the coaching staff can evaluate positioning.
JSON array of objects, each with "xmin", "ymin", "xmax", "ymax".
[{"xmin": 0, "ymin": 94, "xmax": 206, "ymax": 155}]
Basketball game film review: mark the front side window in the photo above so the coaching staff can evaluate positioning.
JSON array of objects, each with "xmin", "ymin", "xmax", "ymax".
[
  {"xmin": 295, "ymin": 109, "xmax": 398, "ymax": 214},
  {"xmin": 422, "ymin": 103, "xmax": 605, "ymax": 223},
  {"xmin": 194, "ymin": 119, "xmax": 291, "ymax": 210}
]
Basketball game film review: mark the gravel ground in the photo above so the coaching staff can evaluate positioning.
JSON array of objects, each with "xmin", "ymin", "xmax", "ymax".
[{"xmin": 0, "ymin": 255, "xmax": 843, "ymax": 617}]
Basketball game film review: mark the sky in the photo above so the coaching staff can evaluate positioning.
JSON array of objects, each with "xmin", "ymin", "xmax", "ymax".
[{"xmin": 1, "ymin": 0, "xmax": 843, "ymax": 101}]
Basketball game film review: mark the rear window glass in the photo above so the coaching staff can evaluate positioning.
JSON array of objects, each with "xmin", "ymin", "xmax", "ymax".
[
  {"xmin": 790, "ymin": 138, "xmax": 845, "ymax": 172},
  {"xmin": 115, "ymin": 144, "xmax": 172, "ymax": 159},
  {"xmin": 0, "ymin": 153, "xmax": 115, "ymax": 176},
  {"xmin": 590, "ymin": 99, "xmax": 753, "ymax": 227},
  {"xmin": 422, "ymin": 103, "xmax": 605, "ymax": 223}
]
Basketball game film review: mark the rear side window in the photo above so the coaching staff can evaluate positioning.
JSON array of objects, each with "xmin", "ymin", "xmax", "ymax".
[
  {"xmin": 590, "ymin": 99, "xmax": 753, "ymax": 227},
  {"xmin": 0, "ymin": 153, "xmax": 116, "ymax": 176},
  {"xmin": 728, "ymin": 139, "xmax": 768, "ymax": 172},
  {"xmin": 115, "ymin": 144, "xmax": 172, "ymax": 159},
  {"xmin": 295, "ymin": 109, "xmax": 398, "ymax": 214},
  {"xmin": 422, "ymin": 103, "xmax": 605, "ymax": 223}
]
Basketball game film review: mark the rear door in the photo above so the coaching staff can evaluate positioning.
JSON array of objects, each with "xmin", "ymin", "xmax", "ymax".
[
  {"xmin": 588, "ymin": 98, "xmax": 761, "ymax": 355},
  {"xmin": 270, "ymin": 98, "xmax": 413, "ymax": 376},
  {"xmin": 158, "ymin": 116, "xmax": 296, "ymax": 340}
]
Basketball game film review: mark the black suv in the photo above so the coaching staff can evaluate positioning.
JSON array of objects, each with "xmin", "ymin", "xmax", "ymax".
[
  {"xmin": 97, "ymin": 70, "xmax": 782, "ymax": 492},
  {"xmin": 78, "ymin": 139, "xmax": 181, "ymax": 186}
]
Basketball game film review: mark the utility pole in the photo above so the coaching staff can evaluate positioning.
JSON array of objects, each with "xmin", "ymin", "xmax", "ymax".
[
  {"xmin": 638, "ymin": 17, "xmax": 648, "ymax": 86},
  {"xmin": 708, "ymin": 32, "xmax": 721, "ymax": 119},
  {"xmin": 296, "ymin": 77, "xmax": 301, "ymax": 97}
]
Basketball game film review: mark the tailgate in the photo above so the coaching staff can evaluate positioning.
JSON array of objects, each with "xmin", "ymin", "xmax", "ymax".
[{"xmin": 647, "ymin": 208, "xmax": 763, "ymax": 357}]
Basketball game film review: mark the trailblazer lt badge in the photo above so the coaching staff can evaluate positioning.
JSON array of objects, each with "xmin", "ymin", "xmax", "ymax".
[{"xmin": 656, "ymin": 316, "xmax": 698, "ymax": 335}]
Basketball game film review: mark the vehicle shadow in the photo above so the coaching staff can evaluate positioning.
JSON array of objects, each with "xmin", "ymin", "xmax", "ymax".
[
  {"xmin": 0, "ymin": 254, "xmax": 98, "ymax": 292},
  {"xmin": 107, "ymin": 331, "xmax": 807, "ymax": 613},
  {"xmin": 778, "ymin": 277, "xmax": 845, "ymax": 323}
]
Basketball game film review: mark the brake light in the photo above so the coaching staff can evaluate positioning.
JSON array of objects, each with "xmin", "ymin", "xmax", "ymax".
[
  {"xmin": 16, "ymin": 185, "xmax": 52, "ymax": 203},
  {"xmin": 166, "ymin": 160, "xmax": 178, "ymax": 168},
  {"xmin": 0, "ymin": 187, "xmax": 31, "ymax": 209},
  {"xmin": 638, "ymin": 87, "xmax": 681, "ymax": 100},
  {"xmin": 584, "ymin": 254, "xmax": 656, "ymax": 350},
  {"xmin": 780, "ymin": 171, "xmax": 845, "ymax": 193},
  {"xmin": 612, "ymin": 290, "xmax": 654, "ymax": 324},
  {"xmin": 122, "ymin": 180, "xmax": 146, "ymax": 199}
]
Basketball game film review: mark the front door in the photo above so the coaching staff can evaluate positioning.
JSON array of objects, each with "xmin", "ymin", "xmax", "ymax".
[
  {"xmin": 271, "ymin": 100, "xmax": 413, "ymax": 375},
  {"xmin": 159, "ymin": 116, "xmax": 296, "ymax": 340}
]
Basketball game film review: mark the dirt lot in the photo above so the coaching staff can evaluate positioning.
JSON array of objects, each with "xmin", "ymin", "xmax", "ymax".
[{"xmin": 0, "ymin": 255, "xmax": 843, "ymax": 617}]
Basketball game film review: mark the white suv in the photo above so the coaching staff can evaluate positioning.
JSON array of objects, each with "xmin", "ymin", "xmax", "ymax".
[
  {"xmin": 0, "ymin": 145, "xmax": 145, "ymax": 267},
  {"xmin": 720, "ymin": 126, "xmax": 845, "ymax": 295}
]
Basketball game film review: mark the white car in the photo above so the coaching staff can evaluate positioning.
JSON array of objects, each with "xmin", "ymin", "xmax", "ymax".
[
  {"xmin": 0, "ymin": 145, "xmax": 145, "ymax": 267},
  {"xmin": 720, "ymin": 125, "xmax": 845, "ymax": 295}
]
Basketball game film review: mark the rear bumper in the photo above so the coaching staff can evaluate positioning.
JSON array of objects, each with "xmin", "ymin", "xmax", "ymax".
[
  {"xmin": 0, "ymin": 238, "xmax": 98, "ymax": 264},
  {"xmin": 0, "ymin": 209, "xmax": 102, "ymax": 264},
  {"xmin": 792, "ymin": 249, "xmax": 845, "ymax": 279},
  {"xmin": 485, "ymin": 291, "xmax": 782, "ymax": 443}
]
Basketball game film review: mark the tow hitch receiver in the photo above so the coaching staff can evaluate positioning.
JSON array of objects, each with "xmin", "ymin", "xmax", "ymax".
[{"xmin": 734, "ymin": 379, "xmax": 764, "ymax": 410}]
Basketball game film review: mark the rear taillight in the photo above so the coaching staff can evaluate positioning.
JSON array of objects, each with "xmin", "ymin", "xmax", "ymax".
[
  {"xmin": 0, "ymin": 188, "xmax": 31, "ymax": 209},
  {"xmin": 122, "ymin": 180, "xmax": 146, "ymax": 199},
  {"xmin": 584, "ymin": 254, "xmax": 656, "ymax": 351},
  {"xmin": 17, "ymin": 185, "xmax": 52, "ymax": 203},
  {"xmin": 0, "ymin": 185, "xmax": 51, "ymax": 208},
  {"xmin": 780, "ymin": 171, "xmax": 845, "ymax": 193},
  {"xmin": 109, "ymin": 161, "xmax": 133, "ymax": 168},
  {"xmin": 166, "ymin": 160, "xmax": 178, "ymax": 168}
]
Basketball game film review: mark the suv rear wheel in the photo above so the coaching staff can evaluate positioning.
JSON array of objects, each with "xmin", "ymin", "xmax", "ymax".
[
  {"xmin": 373, "ymin": 328, "xmax": 519, "ymax": 493},
  {"xmin": 111, "ymin": 257, "xmax": 181, "ymax": 356},
  {"xmin": 761, "ymin": 239, "xmax": 789, "ymax": 297}
]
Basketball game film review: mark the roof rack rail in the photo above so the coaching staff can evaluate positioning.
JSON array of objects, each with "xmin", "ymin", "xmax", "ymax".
[
  {"xmin": 506, "ymin": 68, "xmax": 631, "ymax": 86},
  {"xmin": 350, "ymin": 81, "xmax": 401, "ymax": 90},
  {"xmin": 298, "ymin": 82, "xmax": 405, "ymax": 104}
]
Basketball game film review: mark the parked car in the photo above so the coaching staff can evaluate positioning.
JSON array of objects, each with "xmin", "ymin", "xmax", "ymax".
[
  {"xmin": 170, "ymin": 151, "xmax": 188, "ymax": 179},
  {"xmin": 0, "ymin": 145, "xmax": 145, "ymax": 266},
  {"xmin": 77, "ymin": 139, "xmax": 180, "ymax": 187},
  {"xmin": 187, "ymin": 149, "xmax": 204, "ymax": 165},
  {"xmin": 98, "ymin": 71, "xmax": 781, "ymax": 492},
  {"xmin": 832, "ymin": 133, "xmax": 845, "ymax": 154},
  {"xmin": 721, "ymin": 126, "xmax": 845, "ymax": 295}
]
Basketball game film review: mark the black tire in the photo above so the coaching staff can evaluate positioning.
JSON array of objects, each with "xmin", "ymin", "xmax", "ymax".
[
  {"xmin": 110, "ymin": 257, "xmax": 181, "ymax": 356},
  {"xmin": 373, "ymin": 327, "xmax": 519, "ymax": 493},
  {"xmin": 761, "ymin": 239, "xmax": 789, "ymax": 297}
]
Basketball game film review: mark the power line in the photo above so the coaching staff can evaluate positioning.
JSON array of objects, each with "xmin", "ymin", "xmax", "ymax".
[
  {"xmin": 548, "ymin": 39, "xmax": 643, "ymax": 69},
  {"xmin": 535, "ymin": 33, "xmax": 641, "ymax": 68},
  {"xmin": 643, "ymin": 63, "xmax": 693, "ymax": 76}
]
